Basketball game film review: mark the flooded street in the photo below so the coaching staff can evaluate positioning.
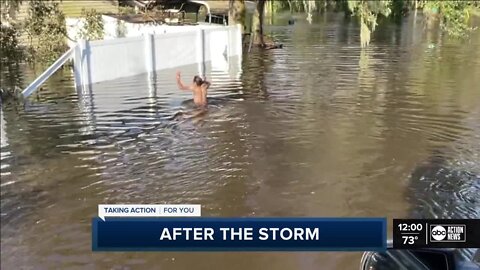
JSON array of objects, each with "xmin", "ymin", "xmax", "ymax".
[{"xmin": 1, "ymin": 13, "xmax": 480, "ymax": 269}]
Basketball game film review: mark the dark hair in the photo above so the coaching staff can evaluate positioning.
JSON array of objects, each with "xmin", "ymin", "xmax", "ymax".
[{"xmin": 193, "ymin": 75, "xmax": 204, "ymax": 86}]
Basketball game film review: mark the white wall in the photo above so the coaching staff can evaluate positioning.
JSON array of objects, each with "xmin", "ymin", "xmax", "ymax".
[{"xmin": 73, "ymin": 24, "xmax": 242, "ymax": 87}]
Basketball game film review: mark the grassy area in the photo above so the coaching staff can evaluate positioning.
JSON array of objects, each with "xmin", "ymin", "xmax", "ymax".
[{"xmin": 60, "ymin": 0, "xmax": 119, "ymax": 17}]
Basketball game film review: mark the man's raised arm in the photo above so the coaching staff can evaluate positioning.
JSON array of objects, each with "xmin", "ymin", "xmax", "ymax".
[{"xmin": 176, "ymin": 71, "xmax": 191, "ymax": 91}]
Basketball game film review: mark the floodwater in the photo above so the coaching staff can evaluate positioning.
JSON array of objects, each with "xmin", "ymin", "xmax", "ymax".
[{"xmin": 1, "ymin": 13, "xmax": 480, "ymax": 269}]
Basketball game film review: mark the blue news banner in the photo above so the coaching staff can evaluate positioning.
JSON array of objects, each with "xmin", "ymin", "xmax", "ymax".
[{"xmin": 92, "ymin": 218, "xmax": 386, "ymax": 251}]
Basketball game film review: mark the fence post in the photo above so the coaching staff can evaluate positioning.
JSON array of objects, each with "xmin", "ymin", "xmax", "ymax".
[
  {"xmin": 79, "ymin": 39, "xmax": 87, "ymax": 82},
  {"xmin": 73, "ymin": 43, "xmax": 83, "ymax": 90},
  {"xmin": 77, "ymin": 39, "xmax": 92, "ymax": 94},
  {"xmin": 21, "ymin": 46, "xmax": 75, "ymax": 97},
  {"xmin": 234, "ymin": 25, "xmax": 242, "ymax": 77},
  {"xmin": 226, "ymin": 27, "xmax": 231, "ymax": 61},
  {"xmin": 145, "ymin": 34, "xmax": 155, "ymax": 78},
  {"xmin": 197, "ymin": 28, "xmax": 205, "ymax": 77},
  {"xmin": 236, "ymin": 24, "xmax": 242, "ymax": 56},
  {"xmin": 144, "ymin": 34, "xmax": 157, "ymax": 100}
]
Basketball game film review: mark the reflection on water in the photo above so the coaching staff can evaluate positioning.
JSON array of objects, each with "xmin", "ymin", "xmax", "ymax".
[{"xmin": 1, "ymin": 12, "xmax": 480, "ymax": 269}]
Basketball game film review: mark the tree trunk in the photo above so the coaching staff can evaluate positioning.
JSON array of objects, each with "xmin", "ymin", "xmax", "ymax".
[
  {"xmin": 228, "ymin": 0, "xmax": 246, "ymax": 32},
  {"xmin": 253, "ymin": 0, "xmax": 266, "ymax": 47}
]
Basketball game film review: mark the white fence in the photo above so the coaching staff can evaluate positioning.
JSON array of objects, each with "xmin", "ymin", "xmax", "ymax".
[
  {"xmin": 74, "ymin": 24, "xmax": 242, "ymax": 88},
  {"xmin": 22, "ymin": 24, "xmax": 242, "ymax": 97},
  {"xmin": 0, "ymin": 107, "xmax": 7, "ymax": 148}
]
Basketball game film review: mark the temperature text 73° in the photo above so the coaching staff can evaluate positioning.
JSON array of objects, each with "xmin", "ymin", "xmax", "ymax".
[{"xmin": 403, "ymin": 236, "xmax": 419, "ymax": 244}]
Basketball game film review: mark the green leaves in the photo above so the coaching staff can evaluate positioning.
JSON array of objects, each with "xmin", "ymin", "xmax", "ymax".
[
  {"xmin": 270, "ymin": 0, "xmax": 479, "ymax": 47},
  {"xmin": 348, "ymin": 1, "xmax": 392, "ymax": 47},
  {"xmin": 0, "ymin": 23, "xmax": 20, "ymax": 59},
  {"xmin": 24, "ymin": 0, "xmax": 68, "ymax": 64},
  {"xmin": 424, "ymin": 1, "xmax": 476, "ymax": 38},
  {"xmin": 77, "ymin": 8, "xmax": 104, "ymax": 41}
]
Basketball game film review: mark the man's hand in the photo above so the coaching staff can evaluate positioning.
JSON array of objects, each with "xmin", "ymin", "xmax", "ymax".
[{"xmin": 176, "ymin": 71, "xmax": 191, "ymax": 91}]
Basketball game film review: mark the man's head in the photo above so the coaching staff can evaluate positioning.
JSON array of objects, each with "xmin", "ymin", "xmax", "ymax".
[{"xmin": 193, "ymin": 75, "xmax": 204, "ymax": 86}]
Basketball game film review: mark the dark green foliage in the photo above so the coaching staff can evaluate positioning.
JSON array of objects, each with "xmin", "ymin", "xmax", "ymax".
[
  {"xmin": 0, "ymin": 23, "xmax": 21, "ymax": 60},
  {"xmin": 24, "ymin": 0, "xmax": 68, "ymax": 64},
  {"xmin": 390, "ymin": 0, "xmax": 408, "ymax": 20},
  {"xmin": 424, "ymin": 1, "xmax": 476, "ymax": 38}
]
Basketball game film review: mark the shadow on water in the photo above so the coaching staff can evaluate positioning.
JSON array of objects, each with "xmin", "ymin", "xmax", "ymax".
[
  {"xmin": 408, "ymin": 150, "xmax": 480, "ymax": 220},
  {"xmin": 406, "ymin": 149, "xmax": 480, "ymax": 261}
]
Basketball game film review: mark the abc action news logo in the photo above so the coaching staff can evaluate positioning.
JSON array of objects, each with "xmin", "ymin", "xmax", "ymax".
[{"xmin": 430, "ymin": 224, "xmax": 466, "ymax": 242}]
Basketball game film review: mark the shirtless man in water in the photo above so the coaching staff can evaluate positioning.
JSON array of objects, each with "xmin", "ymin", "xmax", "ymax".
[{"xmin": 176, "ymin": 71, "xmax": 211, "ymax": 107}]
